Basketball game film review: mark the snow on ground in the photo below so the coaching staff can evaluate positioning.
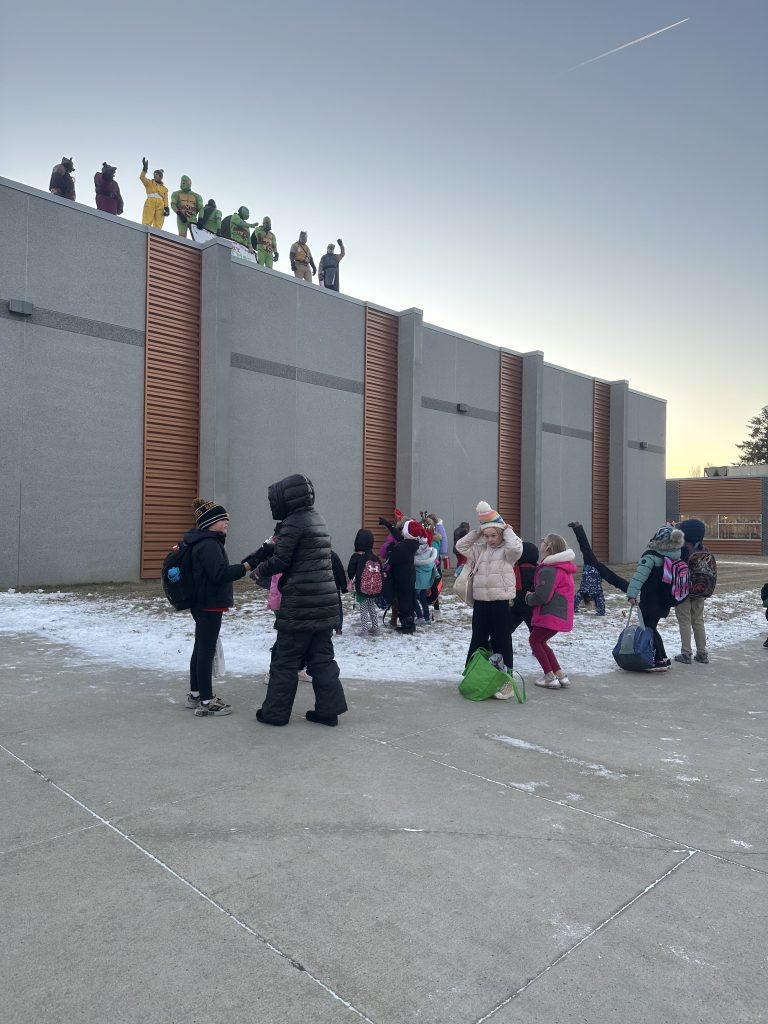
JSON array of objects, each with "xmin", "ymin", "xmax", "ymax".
[{"xmin": 1, "ymin": 586, "xmax": 765, "ymax": 685}]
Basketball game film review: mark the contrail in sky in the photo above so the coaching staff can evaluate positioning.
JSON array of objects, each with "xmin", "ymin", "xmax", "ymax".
[{"xmin": 568, "ymin": 17, "xmax": 689, "ymax": 71}]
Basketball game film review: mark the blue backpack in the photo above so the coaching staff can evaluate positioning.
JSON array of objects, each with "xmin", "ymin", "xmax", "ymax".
[{"xmin": 612, "ymin": 607, "xmax": 655, "ymax": 672}]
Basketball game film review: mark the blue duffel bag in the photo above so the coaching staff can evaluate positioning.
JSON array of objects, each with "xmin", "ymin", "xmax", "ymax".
[{"xmin": 612, "ymin": 606, "xmax": 655, "ymax": 672}]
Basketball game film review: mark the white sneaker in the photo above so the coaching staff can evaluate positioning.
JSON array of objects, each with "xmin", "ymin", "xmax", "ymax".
[
  {"xmin": 493, "ymin": 681, "xmax": 516, "ymax": 700},
  {"xmin": 556, "ymin": 674, "xmax": 571, "ymax": 688},
  {"xmin": 535, "ymin": 676, "xmax": 560, "ymax": 689}
]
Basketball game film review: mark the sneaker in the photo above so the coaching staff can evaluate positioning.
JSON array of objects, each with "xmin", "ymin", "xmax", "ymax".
[
  {"xmin": 185, "ymin": 692, "xmax": 201, "ymax": 709},
  {"xmin": 674, "ymin": 653, "xmax": 692, "ymax": 665},
  {"xmin": 556, "ymin": 674, "xmax": 571, "ymax": 688},
  {"xmin": 655, "ymin": 658, "xmax": 672, "ymax": 669},
  {"xmin": 694, "ymin": 652, "xmax": 709, "ymax": 664},
  {"xmin": 193, "ymin": 695, "xmax": 232, "ymax": 717},
  {"xmin": 535, "ymin": 676, "xmax": 560, "ymax": 689},
  {"xmin": 493, "ymin": 681, "xmax": 516, "ymax": 700}
]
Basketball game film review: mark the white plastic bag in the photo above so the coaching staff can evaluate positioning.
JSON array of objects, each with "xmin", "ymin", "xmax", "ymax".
[{"xmin": 212, "ymin": 638, "xmax": 226, "ymax": 680}]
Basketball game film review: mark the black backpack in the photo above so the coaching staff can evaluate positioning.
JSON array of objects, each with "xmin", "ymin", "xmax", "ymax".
[{"xmin": 162, "ymin": 541, "xmax": 196, "ymax": 610}]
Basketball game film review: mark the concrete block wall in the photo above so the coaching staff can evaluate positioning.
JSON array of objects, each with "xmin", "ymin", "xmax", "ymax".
[{"xmin": 0, "ymin": 179, "xmax": 146, "ymax": 586}]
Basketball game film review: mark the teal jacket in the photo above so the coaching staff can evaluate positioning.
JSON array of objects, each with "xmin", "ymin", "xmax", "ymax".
[{"xmin": 626, "ymin": 548, "xmax": 682, "ymax": 600}]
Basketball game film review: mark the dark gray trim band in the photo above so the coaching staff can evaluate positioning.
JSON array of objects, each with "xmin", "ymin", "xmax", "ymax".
[
  {"xmin": 542, "ymin": 422, "xmax": 593, "ymax": 442},
  {"xmin": 628, "ymin": 440, "xmax": 665, "ymax": 454},
  {"xmin": 230, "ymin": 352, "xmax": 363, "ymax": 394},
  {"xmin": 421, "ymin": 396, "xmax": 498, "ymax": 423},
  {"xmin": 1, "ymin": 300, "xmax": 144, "ymax": 347}
]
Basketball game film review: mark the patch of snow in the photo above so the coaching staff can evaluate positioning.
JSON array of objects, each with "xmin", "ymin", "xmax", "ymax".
[
  {"xmin": 490, "ymin": 735, "xmax": 626, "ymax": 780},
  {"xmin": 730, "ymin": 839, "xmax": 753, "ymax": 849},
  {"xmin": 676, "ymin": 775, "xmax": 700, "ymax": 784},
  {"xmin": 0, "ymin": 586, "xmax": 765, "ymax": 685}
]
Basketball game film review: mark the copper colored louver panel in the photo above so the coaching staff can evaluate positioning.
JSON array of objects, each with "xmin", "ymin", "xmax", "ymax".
[
  {"xmin": 140, "ymin": 235, "xmax": 201, "ymax": 577},
  {"xmin": 592, "ymin": 381, "xmax": 611, "ymax": 560},
  {"xmin": 678, "ymin": 478, "xmax": 762, "ymax": 554},
  {"xmin": 498, "ymin": 352, "xmax": 523, "ymax": 533},
  {"xmin": 363, "ymin": 307, "xmax": 398, "ymax": 551}
]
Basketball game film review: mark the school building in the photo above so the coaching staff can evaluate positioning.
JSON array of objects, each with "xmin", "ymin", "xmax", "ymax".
[
  {"xmin": 0, "ymin": 176, "xmax": 667, "ymax": 587},
  {"xmin": 667, "ymin": 466, "xmax": 768, "ymax": 557}
]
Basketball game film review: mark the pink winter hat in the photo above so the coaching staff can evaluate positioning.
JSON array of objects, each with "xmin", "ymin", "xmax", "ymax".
[{"xmin": 476, "ymin": 500, "xmax": 505, "ymax": 529}]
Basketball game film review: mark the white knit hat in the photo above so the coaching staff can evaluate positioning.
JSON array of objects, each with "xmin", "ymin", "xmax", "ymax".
[{"xmin": 476, "ymin": 500, "xmax": 505, "ymax": 529}]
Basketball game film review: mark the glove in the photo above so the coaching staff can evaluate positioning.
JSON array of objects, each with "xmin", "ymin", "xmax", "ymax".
[
  {"xmin": 273, "ymin": 252, "xmax": 279, "ymax": 262},
  {"xmin": 142, "ymin": 157, "xmax": 148, "ymax": 173},
  {"xmin": 290, "ymin": 262, "xmax": 296, "ymax": 273},
  {"xmin": 197, "ymin": 217, "xmax": 204, "ymax": 229},
  {"xmin": 337, "ymin": 237, "xmax": 343, "ymax": 247},
  {"xmin": 163, "ymin": 207, "xmax": 170, "ymax": 217},
  {"xmin": 245, "ymin": 543, "xmax": 275, "ymax": 567}
]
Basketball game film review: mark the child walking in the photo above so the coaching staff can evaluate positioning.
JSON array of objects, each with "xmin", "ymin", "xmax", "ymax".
[
  {"xmin": 526, "ymin": 533, "xmax": 577, "ymax": 689},
  {"xmin": 626, "ymin": 525, "xmax": 685, "ymax": 670},
  {"xmin": 347, "ymin": 529, "xmax": 383, "ymax": 637}
]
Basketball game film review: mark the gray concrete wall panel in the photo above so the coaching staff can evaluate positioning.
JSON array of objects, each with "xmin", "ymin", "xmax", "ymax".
[
  {"xmin": 17, "ymin": 327, "xmax": 144, "ymax": 584},
  {"xmin": 418, "ymin": 409, "xmax": 499, "ymax": 532},
  {"xmin": 540, "ymin": 433, "xmax": 593, "ymax": 553},
  {"xmin": 542, "ymin": 365, "xmax": 594, "ymax": 433},
  {"xmin": 0, "ymin": 322, "xmax": 24, "ymax": 586},
  {"xmin": 625, "ymin": 392, "xmax": 667, "ymax": 559}
]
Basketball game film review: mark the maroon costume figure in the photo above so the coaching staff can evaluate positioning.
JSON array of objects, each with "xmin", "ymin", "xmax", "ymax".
[
  {"xmin": 94, "ymin": 163, "xmax": 124, "ymax": 216},
  {"xmin": 49, "ymin": 157, "xmax": 76, "ymax": 201}
]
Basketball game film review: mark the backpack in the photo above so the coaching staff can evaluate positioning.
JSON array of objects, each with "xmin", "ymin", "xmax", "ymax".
[
  {"xmin": 161, "ymin": 541, "xmax": 196, "ymax": 610},
  {"xmin": 358, "ymin": 557, "xmax": 383, "ymax": 596},
  {"xmin": 687, "ymin": 548, "xmax": 717, "ymax": 598},
  {"xmin": 661, "ymin": 556, "xmax": 689, "ymax": 604}
]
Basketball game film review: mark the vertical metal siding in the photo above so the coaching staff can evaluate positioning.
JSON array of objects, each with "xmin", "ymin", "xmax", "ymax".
[
  {"xmin": 498, "ymin": 352, "xmax": 523, "ymax": 531},
  {"xmin": 592, "ymin": 381, "xmax": 611, "ymax": 560},
  {"xmin": 140, "ymin": 236, "xmax": 201, "ymax": 577},
  {"xmin": 678, "ymin": 478, "xmax": 762, "ymax": 554},
  {"xmin": 363, "ymin": 308, "xmax": 398, "ymax": 550}
]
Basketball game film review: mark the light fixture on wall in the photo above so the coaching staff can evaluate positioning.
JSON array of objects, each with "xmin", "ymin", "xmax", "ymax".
[
  {"xmin": 8, "ymin": 299, "xmax": 33, "ymax": 316},
  {"xmin": 457, "ymin": 403, "xmax": 468, "ymax": 414},
  {"xmin": 639, "ymin": 441, "xmax": 649, "ymax": 450}
]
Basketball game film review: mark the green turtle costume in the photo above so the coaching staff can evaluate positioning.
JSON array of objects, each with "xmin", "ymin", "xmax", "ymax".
[
  {"xmin": 220, "ymin": 207, "xmax": 254, "ymax": 250},
  {"xmin": 251, "ymin": 216, "xmax": 279, "ymax": 268},
  {"xmin": 170, "ymin": 175, "xmax": 204, "ymax": 237}
]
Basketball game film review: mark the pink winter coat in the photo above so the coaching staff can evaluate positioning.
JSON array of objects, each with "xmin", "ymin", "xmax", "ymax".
[
  {"xmin": 525, "ymin": 549, "xmax": 577, "ymax": 631},
  {"xmin": 267, "ymin": 572, "xmax": 282, "ymax": 611},
  {"xmin": 454, "ymin": 526, "xmax": 523, "ymax": 601}
]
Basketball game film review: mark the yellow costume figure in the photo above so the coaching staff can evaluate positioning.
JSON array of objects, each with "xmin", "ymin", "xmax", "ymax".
[{"xmin": 140, "ymin": 158, "xmax": 169, "ymax": 229}]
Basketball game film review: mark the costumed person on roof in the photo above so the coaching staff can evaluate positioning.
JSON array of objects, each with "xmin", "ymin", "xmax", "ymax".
[
  {"xmin": 49, "ymin": 157, "xmax": 76, "ymax": 200},
  {"xmin": 197, "ymin": 199, "xmax": 222, "ymax": 235},
  {"xmin": 220, "ymin": 207, "xmax": 255, "ymax": 250},
  {"xmin": 318, "ymin": 239, "xmax": 345, "ymax": 291},
  {"xmin": 171, "ymin": 175, "xmax": 204, "ymax": 237},
  {"xmin": 251, "ymin": 216, "xmax": 279, "ymax": 268},
  {"xmin": 140, "ymin": 158, "xmax": 169, "ymax": 229},
  {"xmin": 94, "ymin": 163, "xmax": 124, "ymax": 215}
]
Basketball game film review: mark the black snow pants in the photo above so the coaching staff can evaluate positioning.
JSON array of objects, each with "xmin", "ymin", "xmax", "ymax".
[
  {"xmin": 258, "ymin": 629, "xmax": 348, "ymax": 725},
  {"xmin": 466, "ymin": 599, "xmax": 515, "ymax": 671}
]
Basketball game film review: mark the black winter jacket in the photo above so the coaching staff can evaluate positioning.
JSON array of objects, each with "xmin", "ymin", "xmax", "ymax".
[
  {"xmin": 183, "ymin": 529, "xmax": 246, "ymax": 609},
  {"xmin": 331, "ymin": 550, "xmax": 348, "ymax": 593},
  {"xmin": 387, "ymin": 537, "xmax": 418, "ymax": 614},
  {"xmin": 511, "ymin": 540, "xmax": 539, "ymax": 613},
  {"xmin": 256, "ymin": 474, "xmax": 340, "ymax": 632}
]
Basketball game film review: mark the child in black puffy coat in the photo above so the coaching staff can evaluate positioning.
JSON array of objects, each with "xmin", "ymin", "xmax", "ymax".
[
  {"xmin": 509, "ymin": 541, "xmax": 539, "ymax": 635},
  {"xmin": 761, "ymin": 582, "xmax": 768, "ymax": 648}
]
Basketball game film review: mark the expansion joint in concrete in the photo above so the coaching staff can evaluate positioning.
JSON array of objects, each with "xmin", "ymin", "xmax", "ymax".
[{"xmin": 0, "ymin": 740, "xmax": 379, "ymax": 1024}]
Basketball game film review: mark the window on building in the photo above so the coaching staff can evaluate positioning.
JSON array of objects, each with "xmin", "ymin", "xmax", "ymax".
[{"xmin": 679, "ymin": 513, "xmax": 762, "ymax": 540}]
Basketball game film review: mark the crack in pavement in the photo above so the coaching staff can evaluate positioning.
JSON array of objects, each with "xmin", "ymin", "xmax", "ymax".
[
  {"xmin": 472, "ymin": 851, "xmax": 698, "ymax": 1023},
  {"xmin": 0, "ymin": 741, "xmax": 379, "ymax": 1024}
]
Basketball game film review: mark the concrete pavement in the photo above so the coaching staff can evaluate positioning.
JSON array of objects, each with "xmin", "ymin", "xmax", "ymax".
[{"xmin": 1, "ymin": 629, "xmax": 767, "ymax": 1023}]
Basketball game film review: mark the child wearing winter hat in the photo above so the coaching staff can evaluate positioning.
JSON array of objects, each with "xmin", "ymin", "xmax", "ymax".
[
  {"xmin": 626, "ymin": 525, "xmax": 685, "ymax": 670},
  {"xmin": 673, "ymin": 518, "xmax": 710, "ymax": 665},
  {"xmin": 760, "ymin": 581, "xmax": 768, "ymax": 649},
  {"xmin": 455, "ymin": 501, "xmax": 523, "ymax": 698},
  {"xmin": 414, "ymin": 532, "xmax": 439, "ymax": 623},
  {"xmin": 347, "ymin": 529, "xmax": 383, "ymax": 638},
  {"xmin": 526, "ymin": 533, "xmax": 577, "ymax": 689}
]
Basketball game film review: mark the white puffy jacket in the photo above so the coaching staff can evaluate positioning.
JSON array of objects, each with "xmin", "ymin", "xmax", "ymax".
[{"xmin": 455, "ymin": 526, "xmax": 523, "ymax": 601}]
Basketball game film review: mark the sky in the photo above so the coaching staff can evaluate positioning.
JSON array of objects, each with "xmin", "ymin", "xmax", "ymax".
[{"xmin": 2, "ymin": 0, "xmax": 766, "ymax": 477}]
